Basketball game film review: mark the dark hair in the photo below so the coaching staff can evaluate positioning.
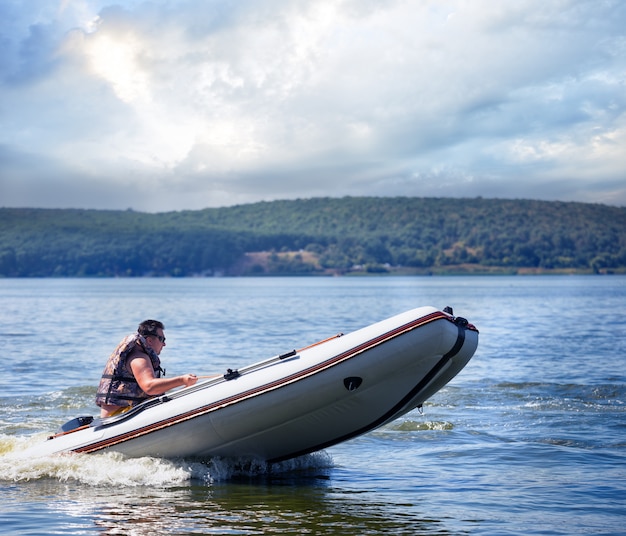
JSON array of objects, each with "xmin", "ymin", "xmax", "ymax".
[{"xmin": 137, "ymin": 319, "xmax": 165, "ymax": 337}]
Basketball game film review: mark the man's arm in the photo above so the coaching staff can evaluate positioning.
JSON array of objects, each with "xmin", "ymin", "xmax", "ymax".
[{"xmin": 129, "ymin": 356, "xmax": 198, "ymax": 395}]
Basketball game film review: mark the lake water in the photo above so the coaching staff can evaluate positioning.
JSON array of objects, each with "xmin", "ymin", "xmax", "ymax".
[{"xmin": 0, "ymin": 276, "xmax": 624, "ymax": 535}]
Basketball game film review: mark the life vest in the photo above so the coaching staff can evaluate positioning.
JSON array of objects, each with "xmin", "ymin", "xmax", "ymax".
[{"xmin": 95, "ymin": 333, "xmax": 164, "ymax": 408}]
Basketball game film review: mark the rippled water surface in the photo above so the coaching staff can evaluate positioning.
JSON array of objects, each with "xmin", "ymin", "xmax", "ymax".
[{"xmin": 1, "ymin": 276, "xmax": 625, "ymax": 535}]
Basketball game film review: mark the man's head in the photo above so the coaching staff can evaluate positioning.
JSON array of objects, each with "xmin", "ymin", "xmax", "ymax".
[{"xmin": 138, "ymin": 320, "xmax": 166, "ymax": 352}]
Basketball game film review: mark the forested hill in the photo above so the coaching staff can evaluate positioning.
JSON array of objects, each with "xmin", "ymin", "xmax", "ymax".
[{"xmin": 1, "ymin": 197, "xmax": 625, "ymax": 277}]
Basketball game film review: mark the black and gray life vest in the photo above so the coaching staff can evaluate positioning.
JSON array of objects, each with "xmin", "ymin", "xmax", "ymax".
[{"xmin": 95, "ymin": 333, "xmax": 164, "ymax": 408}]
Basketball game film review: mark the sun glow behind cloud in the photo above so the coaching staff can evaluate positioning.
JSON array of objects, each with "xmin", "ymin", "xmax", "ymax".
[{"xmin": 85, "ymin": 29, "xmax": 149, "ymax": 104}]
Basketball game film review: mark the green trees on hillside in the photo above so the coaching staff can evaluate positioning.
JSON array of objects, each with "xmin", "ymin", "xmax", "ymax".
[{"xmin": 1, "ymin": 198, "xmax": 625, "ymax": 276}]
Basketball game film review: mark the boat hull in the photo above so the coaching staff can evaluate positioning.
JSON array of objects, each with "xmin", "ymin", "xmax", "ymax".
[{"xmin": 24, "ymin": 306, "xmax": 478, "ymax": 462}]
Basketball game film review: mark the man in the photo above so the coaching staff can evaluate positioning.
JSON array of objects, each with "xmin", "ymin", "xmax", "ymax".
[{"xmin": 95, "ymin": 319, "xmax": 198, "ymax": 417}]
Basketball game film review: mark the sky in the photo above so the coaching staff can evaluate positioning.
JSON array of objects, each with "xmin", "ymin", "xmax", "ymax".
[{"xmin": 1, "ymin": 0, "xmax": 625, "ymax": 212}]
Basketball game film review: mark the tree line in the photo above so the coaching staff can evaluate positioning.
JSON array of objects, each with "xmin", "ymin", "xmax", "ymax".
[{"xmin": 1, "ymin": 197, "xmax": 625, "ymax": 276}]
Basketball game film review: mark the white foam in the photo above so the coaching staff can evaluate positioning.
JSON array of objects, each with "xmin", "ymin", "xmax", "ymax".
[{"xmin": 0, "ymin": 433, "xmax": 334, "ymax": 486}]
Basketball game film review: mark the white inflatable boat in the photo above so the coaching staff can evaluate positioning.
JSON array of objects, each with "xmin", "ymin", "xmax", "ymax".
[{"xmin": 24, "ymin": 305, "xmax": 478, "ymax": 462}]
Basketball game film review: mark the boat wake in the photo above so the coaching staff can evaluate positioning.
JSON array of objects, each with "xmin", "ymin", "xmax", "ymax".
[{"xmin": 0, "ymin": 434, "xmax": 334, "ymax": 487}]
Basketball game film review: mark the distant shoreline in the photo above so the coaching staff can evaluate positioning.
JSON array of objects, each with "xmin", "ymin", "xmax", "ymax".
[{"xmin": 2, "ymin": 267, "xmax": 624, "ymax": 278}]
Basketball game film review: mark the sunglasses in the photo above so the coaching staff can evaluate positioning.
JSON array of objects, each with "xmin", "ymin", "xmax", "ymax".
[{"xmin": 148, "ymin": 333, "xmax": 166, "ymax": 343}]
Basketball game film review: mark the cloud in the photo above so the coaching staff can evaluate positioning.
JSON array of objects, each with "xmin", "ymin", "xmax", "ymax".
[{"xmin": 0, "ymin": 0, "xmax": 625, "ymax": 211}]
